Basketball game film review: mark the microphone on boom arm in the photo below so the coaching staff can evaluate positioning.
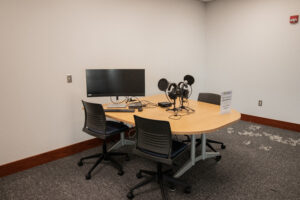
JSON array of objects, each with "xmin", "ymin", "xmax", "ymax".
[
  {"xmin": 178, "ymin": 75, "xmax": 194, "ymax": 98},
  {"xmin": 178, "ymin": 75, "xmax": 195, "ymax": 112},
  {"xmin": 158, "ymin": 78, "xmax": 178, "ymax": 100},
  {"xmin": 184, "ymin": 75, "xmax": 194, "ymax": 86},
  {"xmin": 157, "ymin": 75, "xmax": 195, "ymax": 114},
  {"xmin": 158, "ymin": 78, "xmax": 169, "ymax": 91}
]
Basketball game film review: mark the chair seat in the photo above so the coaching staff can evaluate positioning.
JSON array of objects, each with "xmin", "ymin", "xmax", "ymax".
[
  {"xmin": 139, "ymin": 140, "xmax": 187, "ymax": 159},
  {"xmin": 88, "ymin": 121, "xmax": 129, "ymax": 135}
]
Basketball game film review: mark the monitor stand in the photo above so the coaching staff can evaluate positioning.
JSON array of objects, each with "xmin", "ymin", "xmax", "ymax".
[{"xmin": 107, "ymin": 96, "xmax": 127, "ymax": 108}]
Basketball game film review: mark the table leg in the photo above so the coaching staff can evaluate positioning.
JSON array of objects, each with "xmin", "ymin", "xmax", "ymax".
[
  {"xmin": 195, "ymin": 134, "xmax": 220, "ymax": 162},
  {"xmin": 173, "ymin": 133, "xmax": 220, "ymax": 178},
  {"xmin": 201, "ymin": 134, "xmax": 206, "ymax": 160},
  {"xmin": 108, "ymin": 132, "xmax": 135, "ymax": 152},
  {"xmin": 174, "ymin": 134, "xmax": 196, "ymax": 178}
]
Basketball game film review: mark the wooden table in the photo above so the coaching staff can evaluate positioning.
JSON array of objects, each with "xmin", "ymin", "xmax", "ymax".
[{"xmin": 105, "ymin": 94, "xmax": 241, "ymax": 177}]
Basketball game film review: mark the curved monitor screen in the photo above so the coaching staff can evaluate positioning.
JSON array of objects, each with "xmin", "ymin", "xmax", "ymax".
[{"xmin": 86, "ymin": 69, "xmax": 145, "ymax": 97}]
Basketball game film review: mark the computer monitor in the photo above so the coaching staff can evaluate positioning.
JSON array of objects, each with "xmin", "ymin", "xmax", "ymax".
[{"xmin": 86, "ymin": 69, "xmax": 145, "ymax": 97}]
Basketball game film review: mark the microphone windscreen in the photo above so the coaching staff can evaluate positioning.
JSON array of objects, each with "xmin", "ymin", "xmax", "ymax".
[
  {"xmin": 184, "ymin": 75, "xmax": 194, "ymax": 85},
  {"xmin": 158, "ymin": 78, "xmax": 169, "ymax": 91}
]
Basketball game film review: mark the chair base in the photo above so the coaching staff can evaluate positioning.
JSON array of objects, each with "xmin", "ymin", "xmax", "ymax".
[
  {"xmin": 196, "ymin": 139, "xmax": 226, "ymax": 152},
  {"xmin": 78, "ymin": 141, "xmax": 129, "ymax": 179},
  {"xmin": 183, "ymin": 136, "xmax": 226, "ymax": 152},
  {"xmin": 127, "ymin": 163, "xmax": 191, "ymax": 200}
]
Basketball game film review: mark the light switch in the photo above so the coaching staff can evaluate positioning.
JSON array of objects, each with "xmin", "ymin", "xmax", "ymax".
[{"xmin": 66, "ymin": 74, "xmax": 72, "ymax": 83}]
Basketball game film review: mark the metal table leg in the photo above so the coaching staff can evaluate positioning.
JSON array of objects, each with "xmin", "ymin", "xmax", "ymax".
[
  {"xmin": 108, "ymin": 132, "xmax": 135, "ymax": 152},
  {"xmin": 195, "ymin": 134, "xmax": 220, "ymax": 162},
  {"xmin": 174, "ymin": 133, "xmax": 220, "ymax": 178}
]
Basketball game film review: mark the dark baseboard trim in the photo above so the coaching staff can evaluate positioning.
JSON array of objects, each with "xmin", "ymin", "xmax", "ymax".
[
  {"xmin": 0, "ymin": 128, "xmax": 134, "ymax": 178},
  {"xmin": 0, "ymin": 138, "xmax": 102, "ymax": 178},
  {"xmin": 1, "ymin": 118, "xmax": 297, "ymax": 178},
  {"xmin": 241, "ymin": 114, "xmax": 300, "ymax": 132}
]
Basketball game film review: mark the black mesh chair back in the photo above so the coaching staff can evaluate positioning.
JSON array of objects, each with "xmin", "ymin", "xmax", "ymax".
[
  {"xmin": 79, "ymin": 101, "xmax": 129, "ymax": 179},
  {"xmin": 134, "ymin": 115, "xmax": 172, "ymax": 159},
  {"xmin": 128, "ymin": 115, "xmax": 190, "ymax": 199},
  {"xmin": 82, "ymin": 101, "xmax": 106, "ymax": 134},
  {"xmin": 195, "ymin": 93, "xmax": 226, "ymax": 151},
  {"xmin": 198, "ymin": 93, "xmax": 221, "ymax": 105}
]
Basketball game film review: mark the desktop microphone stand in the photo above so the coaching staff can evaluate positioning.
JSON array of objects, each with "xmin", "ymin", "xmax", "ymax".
[
  {"xmin": 166, "ymin": 97, "xmax": 179, "ymax": 115},
  {"xmin": 178, "ymin": 89, "xmax": 195, "ymax": 113},
  {"xmin": 179, "ymin": 100, "xmax": 195, "ymax": 113},
  {"xmin": 177, "ymin": 86, "xmax": 187, "ymax": 111},
  {"xmin": 179, "ymin": 96, "xmax": 188, "ymax": 111}
]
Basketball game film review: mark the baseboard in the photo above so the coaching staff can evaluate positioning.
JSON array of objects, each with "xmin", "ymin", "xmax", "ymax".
[
  {"xmin": 0, "ymin": 128, "xmax": 134, "ymax": 178},
  {"xmin": 241, "ymin": 114, "xmax": 300, "ymax": 132},
  {"xmin": 0, "ymin": 138, "xmax": 102, "ymax": 178},
  {"xmin": 1, "ymin": 117, "xmax": 297, "ymax": 178}
]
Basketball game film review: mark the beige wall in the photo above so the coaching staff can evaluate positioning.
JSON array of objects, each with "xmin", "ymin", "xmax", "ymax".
[
  {"xmin": 0, "ymin": 0, "xmax": 206, "ymax": 165},
  {"xmin": 2, "ymin": 0, "xmax": 299, "ymax": 166},
  {"xmin": 205, "ymin": 0, "xmax": 300, "ymax": 123}
]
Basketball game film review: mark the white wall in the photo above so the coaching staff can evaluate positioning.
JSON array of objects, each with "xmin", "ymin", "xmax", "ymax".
[
  {"xmin": 0, "ymin": 0, "xmax": 206, "ymax": 165},
  {"xmin": 204, "ymin": 0, "xmax": 300, "ymax": 124}
]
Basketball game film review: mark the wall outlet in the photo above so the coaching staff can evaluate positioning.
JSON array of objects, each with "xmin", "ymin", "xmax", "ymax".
[
  {"xmin": 258, "ymin": 100, "xmax": 262, "ymax": 106},
  {"xmin": 66, "ymin": 74, "xmax": 72, "ymax": 83}
]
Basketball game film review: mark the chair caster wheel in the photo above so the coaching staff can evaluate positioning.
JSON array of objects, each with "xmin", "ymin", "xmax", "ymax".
[
  {"xmin": 125, "ymin": 155, "xmax": 130, "ymax": 161},
  {"xmin": 215, "ymin": 155, "xmax": 222, "ymax": 162},
  {"xmin": 184, "ymin": 186, "xmax": 191, "ymax": 194},
  {"xmin": 127, "ymin": 191, "xmax": 134, "ymax": 199},
  {"xmin": 118, "ymin": 170, "xmax": 124, "ymax": 176},
  {"xmin": 77, "ymin": 161, "xmax": 83, "ymax": 167},
  {"xmin": 221, "ymin": 144, "xmax": 226, "ymax": 149},
  {"xmin": 85, "ymin": 174, "xmax": 91, "ymax": 180},
  {"xmin": 136, "ymin": 172, "xmax": 143, "ymax": 179}
]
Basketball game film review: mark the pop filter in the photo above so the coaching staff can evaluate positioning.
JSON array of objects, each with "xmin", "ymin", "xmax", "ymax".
[
  {"xmin": 158, "ymin": 78, "xmax": 169, "ymax": 91},
  {"xmin": 184, "ymin": 75, "xmax": 194, "ymax": 85}
]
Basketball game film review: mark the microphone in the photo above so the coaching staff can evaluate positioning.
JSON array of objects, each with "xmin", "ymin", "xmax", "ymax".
[
  {"xmin": 182, "ymin": 89, "xmax": 189, "ymax": 98},
  {"xmin": 177, "ymin": 81, "xmax": 184, "ymax": 88},
  {"xmin": 184, "ymin": 75, "xmax": 194, "ymax": 85},
  {"xmin": 158, "ymin": 78, "xmax": 169, "ymax": 91},
  {"xmin": 167, "ymin": 83, "xmax": 178, "ymax": 99}
]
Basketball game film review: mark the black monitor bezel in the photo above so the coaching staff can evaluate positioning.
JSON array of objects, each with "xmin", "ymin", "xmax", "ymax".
[{"xmin": 86, "ymin": 69, "xmax": 145, "ymax": 97}]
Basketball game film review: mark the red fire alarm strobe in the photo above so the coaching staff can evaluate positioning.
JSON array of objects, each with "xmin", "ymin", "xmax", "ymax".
[{"xmin": 290, "ymin": 15, "xmax": 299, "ymax": 24}]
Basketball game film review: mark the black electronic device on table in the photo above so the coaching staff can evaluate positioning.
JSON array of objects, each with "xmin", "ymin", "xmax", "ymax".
[
  {"xmin": 128, "ymin": 102, "xmax": 143, "ymax": 109},
  {"xmin": 158, "ymin": 102, "xmax": 172, "ymax": 108},
  {"xmin": 86, "ymin": 69, "xmax": 145, "ymax": 99}
]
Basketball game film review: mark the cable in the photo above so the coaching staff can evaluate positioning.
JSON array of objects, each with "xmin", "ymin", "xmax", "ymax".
[
  {"xmin": 129, "ymin": 97, "xmax": 159, "ymax": 109},
  {"xmin": 141, "ymin": 100, "xmax": 158, "ymax": 109},
  {"xmin": 168, "ymin": 114, "xmax": 182, "ymax": 120},
  {"xmin": 110, "ymin": 96, "xmax": 129, "ymax": 104},
  {"xmin": 128, "ymin": 96, "xmax": 142, "ymax": 104},
  {"xmin": 188, "ymin": 85, "xmax": 193, "ymax": 99},
  {"xmin": 164, "ymin": 91, "xmax": 172, "ymax": 103},
  {"xmin": 167, "ymin": 105, "xmax": 195, "ymax": 120}
]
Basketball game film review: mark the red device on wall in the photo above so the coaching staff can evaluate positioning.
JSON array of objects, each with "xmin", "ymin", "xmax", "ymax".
[{"xmin": 290, "ymin": 15, "xmax": 299, "ymax": 24}]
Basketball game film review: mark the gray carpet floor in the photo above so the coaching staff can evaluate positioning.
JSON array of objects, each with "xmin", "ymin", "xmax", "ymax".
[{"xmin": 0, "ymin": 121, "xmax": 299, "ymax": 200}]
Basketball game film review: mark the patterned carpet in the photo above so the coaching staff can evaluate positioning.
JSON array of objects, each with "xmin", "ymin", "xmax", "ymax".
[{"xmin": 0, "ymin": 121, "xmax": 299, "ymax": 200}]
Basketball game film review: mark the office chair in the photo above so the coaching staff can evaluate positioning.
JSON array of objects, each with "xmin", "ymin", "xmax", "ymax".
[
  {"xmin": 127, "ymin": 115, "xmax": 191, "ymax": 200},
  {"xmin": 78, "ymin": 101, "xmax": 130, "ymax": 180},
  {"xmin": 183, "ymin": 93, "xmax": 226, "ymax": 152}
]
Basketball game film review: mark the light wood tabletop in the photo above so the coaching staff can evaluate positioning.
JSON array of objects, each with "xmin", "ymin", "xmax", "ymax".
[{"xmin": 104, "ymin": 94, "xmax": 241, "ymax": 135}]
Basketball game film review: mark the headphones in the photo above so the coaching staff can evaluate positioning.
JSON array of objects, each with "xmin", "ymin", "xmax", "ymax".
[
  {"xmin": 167, "ymin": 83, "xmax": 178, "ymax": 100},
  {"xmin": 158, "ymin": 75, "xmax": 194, "ymax": 100}
]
